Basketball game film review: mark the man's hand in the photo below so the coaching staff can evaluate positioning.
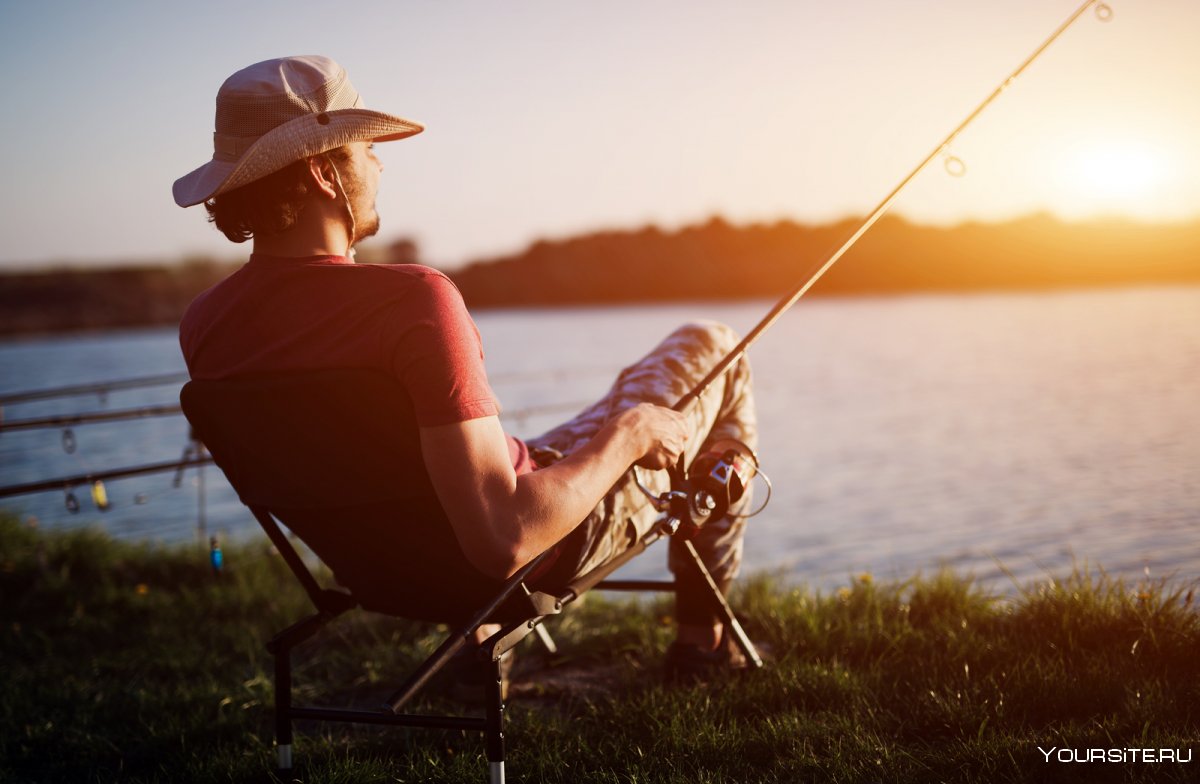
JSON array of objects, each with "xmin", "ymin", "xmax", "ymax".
[{"xmin": 620, "ymin": 403, "xmax": 690, "ymax": 470}]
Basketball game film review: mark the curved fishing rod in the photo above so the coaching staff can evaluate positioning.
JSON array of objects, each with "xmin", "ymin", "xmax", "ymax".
[
  {"xmin": 0, "ymin": 372, "xmax": 191, "ymax": 406},
  {"xmin": 0, "ymin": 403, "xmax": 186, "ymax": 433},
  {"xmin": 0, "ymin": 455, "xmax": 215, "ymax": 501},
  {"xmin": 0, "ymin": 399, "xmax": 596, "ymax": 434},
  {"xmin": 0, "ymin": 366, "xmax": 615, "ymax": 408},
  {"xmin": 673, "ymin": 0, "xmax": 1111, "ymax": 415}
]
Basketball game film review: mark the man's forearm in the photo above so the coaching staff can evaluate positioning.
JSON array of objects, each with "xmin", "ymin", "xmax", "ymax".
[
  {"xmin": 421, "ymin": 404, "xmax": 685, "ymax": 580},
  {"xmin": 497, "ymin": 415, "xmax": 648, "ymax": 575}
]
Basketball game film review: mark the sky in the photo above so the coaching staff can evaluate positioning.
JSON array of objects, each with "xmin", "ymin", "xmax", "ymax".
[{"xmin": 0, "ymin": 0, "xmax": 1197, "ymax": 270}]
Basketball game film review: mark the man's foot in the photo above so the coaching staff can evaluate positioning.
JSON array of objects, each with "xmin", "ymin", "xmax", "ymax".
[{"xmin": 664, "ymin": 632, "xmax": 751, "ymax": 683}]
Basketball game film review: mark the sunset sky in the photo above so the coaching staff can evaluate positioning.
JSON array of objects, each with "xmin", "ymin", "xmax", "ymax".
[{"xmin": 0, "ymin": 0, "xmax": 1196, "ymax": 269}]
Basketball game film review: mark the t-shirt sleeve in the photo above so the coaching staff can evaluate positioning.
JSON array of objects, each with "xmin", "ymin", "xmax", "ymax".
[{"xmin": 388, "ymin": 271, "xmax": 501, "ymax": 426}]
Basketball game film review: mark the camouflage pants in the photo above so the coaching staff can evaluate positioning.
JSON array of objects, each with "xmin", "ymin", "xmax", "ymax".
[{"xmin": 525, "ymin": 320, "xmax": 757, "ymax": 607}]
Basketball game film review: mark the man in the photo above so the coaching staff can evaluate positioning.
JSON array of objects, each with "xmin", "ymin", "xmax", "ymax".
[{"xmin": 176, "ymin": 55, "xmax": 758, "ymax": 679}]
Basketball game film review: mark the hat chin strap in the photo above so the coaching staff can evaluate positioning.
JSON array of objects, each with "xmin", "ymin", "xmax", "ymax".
[{"xmin": 328, "ymin": 159, "xmax": 357, "ymax": 259}]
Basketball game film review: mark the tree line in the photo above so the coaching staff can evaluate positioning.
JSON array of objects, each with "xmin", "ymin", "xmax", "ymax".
[{"xmin": 1, "ymin": 213, "xmax": 1196, "ymax": 336}]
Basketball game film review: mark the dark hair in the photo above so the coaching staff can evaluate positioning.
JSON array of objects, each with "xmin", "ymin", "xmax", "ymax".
[{"xmin": 204, "ymin": 145, "xmax": 354, "ymax": 243}]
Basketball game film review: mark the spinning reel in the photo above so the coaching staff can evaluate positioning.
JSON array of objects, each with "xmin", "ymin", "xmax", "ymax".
[{"xmin": 637, "ymin": 441, "xmax": 772, "ymax": 540}]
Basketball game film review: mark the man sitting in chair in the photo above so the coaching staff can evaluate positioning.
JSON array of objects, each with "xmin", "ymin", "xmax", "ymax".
[{"xmin": 175, "ymin": 55, "xmax": 759, "ymax": 681}]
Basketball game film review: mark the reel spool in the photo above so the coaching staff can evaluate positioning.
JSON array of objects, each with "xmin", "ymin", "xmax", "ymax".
[
  {"xmin": 638, "ymin": 442, "xmax": 766, "ymax": 541},
  {"xmin": 669, "ymin": 446, "xmax": 756, "ymax": 540}
]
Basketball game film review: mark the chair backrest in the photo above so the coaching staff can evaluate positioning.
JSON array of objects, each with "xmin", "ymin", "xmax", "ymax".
[
  {"xmin": 181, "ymin": 368, "xmax": 503, "ymax": 621},
  {"xmin": 181, "ymin": 368, "xmax": 427, "ymax": 510}
]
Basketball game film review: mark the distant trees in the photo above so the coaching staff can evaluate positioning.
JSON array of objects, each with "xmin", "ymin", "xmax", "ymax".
[
  {"xmin": 354, "ymin": 237, "xmax": 421, "ymax": 265},
  {"xmin": 0, "ymin": 262, "xmax": 237, "ymax": 336},
  {"xmin": 449, "ymin": 214, "xmax": 1200, "ymax": 309},
  {"xmin": 1, "ymin": 215, "xmax": 1197, "ymax": 336}
]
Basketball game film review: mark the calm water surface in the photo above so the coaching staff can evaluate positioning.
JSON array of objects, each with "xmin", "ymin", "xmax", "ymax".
[{"xmin": 1, "ymin": 285, "xmax": 1197, "ymax": 594}]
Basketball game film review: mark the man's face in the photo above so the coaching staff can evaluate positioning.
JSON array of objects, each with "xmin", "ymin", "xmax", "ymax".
[{"xmin": 339, "ymin": 141, "xmax": 384, "ymax": 243}]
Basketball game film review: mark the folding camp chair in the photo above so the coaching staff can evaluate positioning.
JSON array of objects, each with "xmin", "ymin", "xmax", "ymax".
[{"xmin": 181, "ymin": 368, "xmax": 761, "ymax": 783}]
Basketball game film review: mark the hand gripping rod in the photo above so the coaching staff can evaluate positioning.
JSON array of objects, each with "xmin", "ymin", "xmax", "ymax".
[{"xmin": 673, "ymin": 0, "xmax": 1109, "ymax": 414}]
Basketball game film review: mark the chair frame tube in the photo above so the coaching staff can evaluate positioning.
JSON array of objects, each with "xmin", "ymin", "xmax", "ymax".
[{"xmin": 250, "ymin": 497, "xmax": 760, "ymax": 780}]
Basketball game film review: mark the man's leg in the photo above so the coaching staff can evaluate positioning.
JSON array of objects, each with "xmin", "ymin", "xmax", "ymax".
[{"xmin": 525, "ymin": 320, "xmax": 757, "ymax": 649}]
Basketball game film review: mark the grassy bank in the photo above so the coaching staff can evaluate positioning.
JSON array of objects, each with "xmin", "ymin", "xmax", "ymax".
[{"xmin": 2, "ymin": 515, "xmax": 1197, "ymax": 783}]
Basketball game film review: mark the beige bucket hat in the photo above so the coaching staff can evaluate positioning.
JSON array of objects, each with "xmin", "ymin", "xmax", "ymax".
[{"xmin": 173, "ymin": 55, "xmax": 423, "ymax": 208}]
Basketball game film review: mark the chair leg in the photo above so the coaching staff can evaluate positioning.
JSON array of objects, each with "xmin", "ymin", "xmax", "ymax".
[
  {"xmin": 484, "ymin": 656, "xmax": 506, "ymax": 784},
  {"xmin": 274, "ymin": 647, "xmax": 294, "ymax": 770},
  {"xmin": 532, "ymin": 622, "xmax": 558, "ymax": 655},
  {"xmin": 681, "ymin": 539, "xmax": 764, "ymax": 668}
]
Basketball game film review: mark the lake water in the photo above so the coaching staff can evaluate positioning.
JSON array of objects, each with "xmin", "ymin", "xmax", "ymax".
[{"xmin": 1, "ymin": 285, "xmax": 1197, "ymax": 595}]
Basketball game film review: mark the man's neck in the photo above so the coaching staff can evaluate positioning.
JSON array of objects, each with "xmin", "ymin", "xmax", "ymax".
[{"xmin": 252, "ymin": 205, "xmax": 352, "ymax": 259}]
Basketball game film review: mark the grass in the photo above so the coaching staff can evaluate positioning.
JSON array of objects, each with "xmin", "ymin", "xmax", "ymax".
[{"xmin": 1, "ymin": 513, "xmax": 1198, "ymax": 783}]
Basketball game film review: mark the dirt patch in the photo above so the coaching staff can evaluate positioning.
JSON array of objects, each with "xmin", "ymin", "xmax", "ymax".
[{"xmin": 510, "ymin": 657, "xmax": 632, "ymax": 704}]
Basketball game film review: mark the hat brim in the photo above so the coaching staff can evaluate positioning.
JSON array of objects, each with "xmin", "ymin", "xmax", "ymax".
[{"xmin": 172, "ymin": 108, "xmax": 423, "ymax": 207}]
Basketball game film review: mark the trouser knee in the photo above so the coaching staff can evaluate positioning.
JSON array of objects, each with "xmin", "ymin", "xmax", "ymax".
[{"xmin": 667, "ymin": 320, "xmax": 741, "ymax": 360}]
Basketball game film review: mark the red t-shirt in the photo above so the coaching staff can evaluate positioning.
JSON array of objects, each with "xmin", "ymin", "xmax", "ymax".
[{"xmin": 179, "ymin": 254, "xmax": 532, "ymax": 473}]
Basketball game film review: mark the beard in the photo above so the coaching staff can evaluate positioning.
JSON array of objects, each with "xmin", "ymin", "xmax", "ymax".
[
  {"xmin": 338, "ymin": 178, "xmax": 379, "ymax": 246},
  {"xmin": 337, "ymin": 165, "xmax": 380, "ymax": 245},
  {"xmin": 352, "ymin": 202, "xmax": 380, "ymax": 244}
]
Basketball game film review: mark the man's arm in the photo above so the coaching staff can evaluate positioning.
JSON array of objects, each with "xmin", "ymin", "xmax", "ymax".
[{"xmin": 419, "ymin": 403, "xmax": 688, "ymax": 579}]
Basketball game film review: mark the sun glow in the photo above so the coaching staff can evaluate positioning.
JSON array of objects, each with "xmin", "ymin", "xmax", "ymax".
[{"xmin": 1059, "ymin": 140, "xmax": 1169, "ymax": 215}]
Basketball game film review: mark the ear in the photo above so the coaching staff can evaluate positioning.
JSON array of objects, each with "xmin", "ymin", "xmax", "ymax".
[{"xmin": 306, "ymin": 155, "xmax": 339, "ymax": 199}]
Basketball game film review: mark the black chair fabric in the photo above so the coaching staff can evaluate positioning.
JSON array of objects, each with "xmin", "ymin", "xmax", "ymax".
[{"xmin": 181, "ymin": 368, "xmax": 518, "ymax": 622}]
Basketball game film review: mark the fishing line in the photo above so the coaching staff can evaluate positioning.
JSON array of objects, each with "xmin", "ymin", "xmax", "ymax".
[{"xmin": 672, "ymin": 0, "xmax": 1113, "ymax": 416}]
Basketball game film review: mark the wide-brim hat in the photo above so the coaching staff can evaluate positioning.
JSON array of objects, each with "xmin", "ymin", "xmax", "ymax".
[{"xmin": 173, "ymin": 55, "xmax": 423, "ymax": 208}]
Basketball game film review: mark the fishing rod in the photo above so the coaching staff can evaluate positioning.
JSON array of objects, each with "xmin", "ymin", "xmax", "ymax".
[
  {"xmin": 0, "ymin": 372, "xmax": 190, "ymax": 406},
  {"xmin": 0, "ymin": 399, "xmax": 596, "ymax": 434},
  {"xmin": 651, "ymin": 0, "xmax": 1112, "ymax": 538},
  {"xmin": 0, "ymin": 456, "xmax": 214, "ymax": 501},
  {"xmin": 0, "ymin": 403, "xmax": 185, "ymax": 433},
  {"xmin": 0, "ymin": 396, "xmax": 594, "ymax": 498},
  {"xmin": 673, "ymin": 0, "xmax": 1112, "ymax": 415}
]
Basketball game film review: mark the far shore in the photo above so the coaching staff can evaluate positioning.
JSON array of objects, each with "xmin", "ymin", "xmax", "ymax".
[{"xmin": 1, "ymin": 213, "xmax": 1197, "ymax": 338}]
